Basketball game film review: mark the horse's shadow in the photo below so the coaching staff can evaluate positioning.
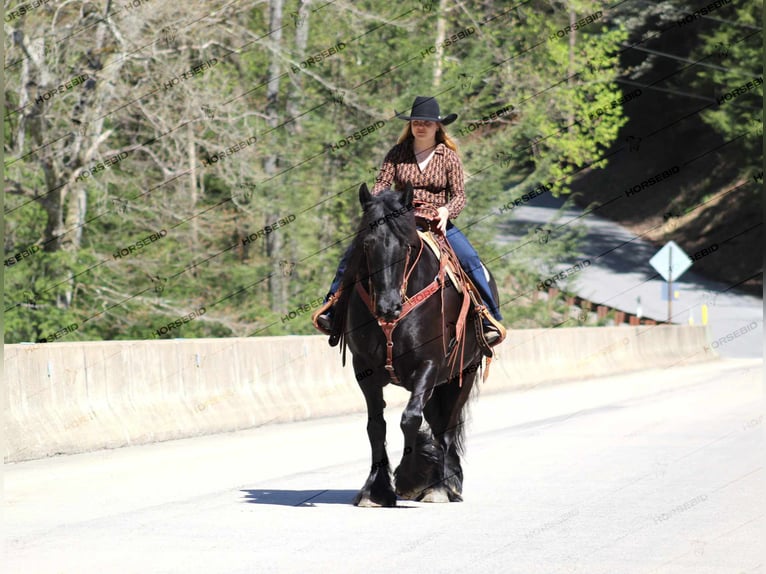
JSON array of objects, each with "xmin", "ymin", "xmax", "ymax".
[{"xmin": 240, "ymin": 489, "xmax": 415, "ymax": 508}]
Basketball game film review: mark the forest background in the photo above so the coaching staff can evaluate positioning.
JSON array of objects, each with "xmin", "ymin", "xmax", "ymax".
[{"xmin": 3, "ymin": 0, "xmax": 762, "ymax": 343}]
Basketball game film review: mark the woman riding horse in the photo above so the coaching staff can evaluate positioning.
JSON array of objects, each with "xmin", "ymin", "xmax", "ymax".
[
  {"xmin": 316, "ymin": 95, "xmax": 503, "ymax": 344},
  {"xmin": 339, "ymin": 182, "xmax": 489, "ymax": 505}
]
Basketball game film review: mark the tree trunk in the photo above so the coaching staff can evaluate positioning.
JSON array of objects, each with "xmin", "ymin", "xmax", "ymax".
[
  {"xmin": 264, "ymin": 0, "xmax": 288, "ymax": 313},
  {"xmin": 57, "ymin": 8, "xmax": 113, "ymax": 306},
  {"xmin": 188, "ymin": 122, "xmax": 199, "ymax": 249},
  {"xmin": 14, "ymin": 25, "xmax": 64, "ymax": 253},
  {"xmin": 433, "ymin": 0, "xmax": 447, "ymax": 87},
  {"xmin": 286, "ymin": 0, "xmax": 311, "ymax": 127},
  {"xmin": 567, "ymin": 2, "xmax": 576, "ymax": 126}
]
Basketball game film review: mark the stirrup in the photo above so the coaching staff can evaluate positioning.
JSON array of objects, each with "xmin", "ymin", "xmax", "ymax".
[
  {"xmin": 476, "ymin": 306, "xmax": 506, "ymax": 352},
  {"xmin": 311, "ymin": 295, "xmax": 337, "ymax": 335},
  {"xmin": 483, "ymin": 323, "xmax": 501, "ymax": 345},
  {"xmin": 483, "ymin": 313, "xmax": 506, "ymax": 347}
]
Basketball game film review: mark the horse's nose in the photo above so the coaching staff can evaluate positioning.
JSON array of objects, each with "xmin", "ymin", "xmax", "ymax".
[
  {"xmin": 383, "ymin": 310, "xmax": 401, "ymax": 322},
  {"xmin": 377, "ymin": 301, "xmax": 402, "ymax": 321}
]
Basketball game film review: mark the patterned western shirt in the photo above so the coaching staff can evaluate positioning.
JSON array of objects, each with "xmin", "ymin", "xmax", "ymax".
[{"xmin": 372, "ymin": 141, "xmax": 466, "ymax": 220}]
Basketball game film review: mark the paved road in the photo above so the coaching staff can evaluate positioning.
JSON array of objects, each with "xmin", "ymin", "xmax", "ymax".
[
  {"xmin": 6, "ymin": 358, "xmax": 763, "ymax": 574},
  {"xmin": 493, "ymin": 192, "xmax": 762, "ymax": 358}
]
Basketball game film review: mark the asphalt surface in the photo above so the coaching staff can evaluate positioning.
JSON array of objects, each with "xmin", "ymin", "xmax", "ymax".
[
  {"xmin": 493, "ymin": 192, "xmax": 763, "ymax": 358},
  {"xmin": 6, "ymin": 357, "xmax": 763, "ymax": 574}
]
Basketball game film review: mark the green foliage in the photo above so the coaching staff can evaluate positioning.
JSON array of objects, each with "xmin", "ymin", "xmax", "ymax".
[
  {"xmin": 689, "ymin": 0, "xmax": 763, "ymax": 177},
  {"xmin": 4, "ymin": 0, "xmax": 632, "ymax": 342},
  {"xmin": 468, "ymin": 197, "xmax": 589, "ymax": 329}
]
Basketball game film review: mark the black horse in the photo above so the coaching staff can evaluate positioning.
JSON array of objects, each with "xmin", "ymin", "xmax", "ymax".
[{"xmin": 334, "ymin": 183, "xmax": 495, "ymax": 507}]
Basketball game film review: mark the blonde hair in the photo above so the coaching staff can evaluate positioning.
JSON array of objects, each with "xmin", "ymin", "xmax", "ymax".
[{"xmin": 397, "ymin": 121, "xmax": 459, "ymax": 154}]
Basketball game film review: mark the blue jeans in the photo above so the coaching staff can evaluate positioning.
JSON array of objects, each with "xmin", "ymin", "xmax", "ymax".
[
  {"xmin": 445, "ymin": 223, "xmax": 502, "ymax": 321},
  {"xmin": 327, "ymin": 223, "xmax": 502, "ymax": 321}
]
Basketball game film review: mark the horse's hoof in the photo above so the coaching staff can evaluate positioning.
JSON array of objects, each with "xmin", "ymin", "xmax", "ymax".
[
  {"xmin": 395, "ymin": 487, "xmax": 418, "ymax": 501},
  {"xmin": 355, "ymin": 497, "xmax": 382, "ymax": 508},
  {"xmin": 418, "ymin": 488, "xmax": 451, "ymax": 503},
  {"xmin": 353, "ymin": 491, "xmax": 397, "ymax": 508},
  {"xmin": 447, "ymin": 489, "xmax": 463, "ymax": 502}
]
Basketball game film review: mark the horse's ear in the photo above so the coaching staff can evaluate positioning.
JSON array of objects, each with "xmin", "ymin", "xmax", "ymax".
[
  {"xmin": 359, "ymin": 182, "xmax": 372, "ymax": 211},
  {"xmin": 402, "ymin": 182, "xmax": 414, "ymax": 210}
]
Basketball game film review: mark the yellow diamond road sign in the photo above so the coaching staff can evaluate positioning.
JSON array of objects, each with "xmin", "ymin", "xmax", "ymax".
[{"xmin": 649, "ymin": 240, "xmax": 693, "ymax": 282}]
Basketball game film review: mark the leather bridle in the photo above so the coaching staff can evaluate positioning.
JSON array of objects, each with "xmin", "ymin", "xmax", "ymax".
[{"xmin": 356, "ymin": 206, "xmax": 449, "ymax": 385}]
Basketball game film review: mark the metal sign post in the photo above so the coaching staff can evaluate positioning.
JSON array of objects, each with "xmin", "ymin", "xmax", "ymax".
[
  {"xmin": 649, "ymin": 241, "xmax": 693, "ymax": 324},
  {"xmin": 668, "ymin": 247, "xmax": 672, "ymax": 322}
]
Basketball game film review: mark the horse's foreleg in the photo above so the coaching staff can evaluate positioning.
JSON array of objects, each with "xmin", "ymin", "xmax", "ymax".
[
  {"xmin": 394, "ymin": 361, "xmax": 446, "ymax": 501},
  {"xmin": 353, "ymin": 380, "xmax": 396, "ymax": 508}
]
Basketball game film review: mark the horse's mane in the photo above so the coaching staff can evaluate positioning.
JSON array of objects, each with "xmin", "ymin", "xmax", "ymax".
[
  {"xmin": 338, "ymin": 188, "xmax": 416, "ymax": 291},
  {"xmin": 364, "ymin": 188, "xmax": 417, "ymax": 244},
  {"xmin": 330, "ymin": 188, "xmax": 417, "ymax": 349}
]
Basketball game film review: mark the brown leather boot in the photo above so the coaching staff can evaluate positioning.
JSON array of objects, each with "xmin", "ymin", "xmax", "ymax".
[
  {"xmin": 317, "ymin": 311, "xmax": 333, "ymax": 333},
  {"xmin": 481, "ymin": 312, "xmax": 506, "ymax": 347},
  {"xmin": 311, "ymin": 294, "xmax": 337, "ymax": 335},
  {"xmin": 483, "ymin": 322, "xmax": 501, "ymax": 345}
]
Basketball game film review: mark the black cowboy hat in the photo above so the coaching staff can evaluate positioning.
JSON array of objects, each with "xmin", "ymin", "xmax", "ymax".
[{"xmin": 395, "ymin": 95, "xmax": 457, "ymax": 125}]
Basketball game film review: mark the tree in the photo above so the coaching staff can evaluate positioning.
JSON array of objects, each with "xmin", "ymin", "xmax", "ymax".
[
  {"xmin": 689, "ymin": 0, "xmax": 763, "ymax": 177},
  {"xmin": 4, "ymin": 0, "xmax": 633, "ymax": 342}
]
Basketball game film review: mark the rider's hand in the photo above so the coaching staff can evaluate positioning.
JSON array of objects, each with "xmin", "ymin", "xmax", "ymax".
[{"xmin": 437, "ymin": 206, "xmax": 449, "ymax": 233}]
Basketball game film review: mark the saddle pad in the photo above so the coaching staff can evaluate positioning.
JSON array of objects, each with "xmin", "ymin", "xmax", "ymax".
[{"xmin": 417, "ymin": 230, "xmax": 463, "ymax": 294}]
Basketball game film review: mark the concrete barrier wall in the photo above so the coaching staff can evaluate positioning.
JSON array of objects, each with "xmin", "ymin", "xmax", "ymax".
[{"xmin": 3, "ymin": 325, "xmax": 715, "ymax": 462}]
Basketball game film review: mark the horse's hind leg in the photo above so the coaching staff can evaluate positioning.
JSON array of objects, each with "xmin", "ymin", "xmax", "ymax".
[
  {"xmin": 423, "ymin": 370, "xmax": 478, "ymax": 502},
  {"xmin": 353, "ymin": 380, "xmax": 396, "ymax": 507}
]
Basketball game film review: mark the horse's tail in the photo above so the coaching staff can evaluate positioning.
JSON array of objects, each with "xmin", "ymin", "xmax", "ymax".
[
  {"xmin": 429, "ymin": 366, "xmax": 482, "ymax": 457},
  {"xmin": 454, "ymin": 370, "xmax": 481, "ymax": 457}
]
